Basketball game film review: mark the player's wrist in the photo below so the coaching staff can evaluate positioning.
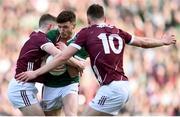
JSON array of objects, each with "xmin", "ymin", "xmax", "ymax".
[{"xmin": 34, "ymin": 70, "xmax": 41, "ymax": 78}]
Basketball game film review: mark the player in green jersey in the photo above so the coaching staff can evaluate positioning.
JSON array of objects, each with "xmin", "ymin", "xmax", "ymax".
[{"xmin": 41, "ymin": 10, "xmax": 88, "ymax": 116}]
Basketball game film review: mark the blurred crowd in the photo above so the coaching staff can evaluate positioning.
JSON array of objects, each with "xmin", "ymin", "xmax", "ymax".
[{"xmin": 0, "ymin": 0, "xmax": 179, "ymax": 116}]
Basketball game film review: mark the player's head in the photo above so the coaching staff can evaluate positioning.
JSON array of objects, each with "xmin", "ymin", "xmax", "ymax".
[
  {"xmin": 39, "ymin": 14, "xmax": 57, "ymax": 32},
  {"xmin": 56, "ymin": 10, "xmax": 76, "ymax": 39},
  {"xmin": 87, "ymin": 4, "xmax": 105, "ymax": 25}
]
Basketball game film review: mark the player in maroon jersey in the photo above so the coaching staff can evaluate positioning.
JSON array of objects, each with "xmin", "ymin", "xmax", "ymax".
[
  {"xmin": 7, "ymin": 13, "xmax": 84, "ymax": 116},
  {"xmin": 16, "ymin": 4, "xmax": 176, "ymax": 116},
  {"xmin": 7, "ymin": 14, "xmax": 57, "ymax": 116}
]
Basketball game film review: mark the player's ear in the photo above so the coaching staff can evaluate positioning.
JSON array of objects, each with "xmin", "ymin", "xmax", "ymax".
[{"xmin": 47, "ymin": 24, "xmax": 52, "ymax": 30}]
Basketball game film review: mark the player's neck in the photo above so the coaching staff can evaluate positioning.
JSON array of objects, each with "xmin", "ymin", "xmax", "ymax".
[
  {"xmin": 90, "ymin": 20, "xmax": 105, "ymax": 26},
  {"xmin": 59, "ymin": 33, "xmax": 74, "ymax": 44},
  {"xmin": 36, "ymin": 28, "xmax": 45, "ymax": 34},
  {"xmin": 39, "ymin": 27, "xmax": 50, "ymax": 34},
  {"xmin": 60, "ymin": 39, "xmax": 67, "ymax": 44}
]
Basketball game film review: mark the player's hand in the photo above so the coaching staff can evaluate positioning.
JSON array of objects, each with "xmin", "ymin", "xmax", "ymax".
[
  {"xmin": 15, "ymin": 71, "xmax": 37, "ymax": 82},
  {"xmin": 76, "ymin": 60, "xmax": 86, "ymax": 76},
  {"xmin": 56, "ymin": 42, "xmax": 67, "ymax": 50},
  {"xmin": 51, "ymin": 64, "xmax": 66, "ymax": 72},
  {"xmin": 161, "ymin": 33, "xmax": 176, "ymax": 45}
]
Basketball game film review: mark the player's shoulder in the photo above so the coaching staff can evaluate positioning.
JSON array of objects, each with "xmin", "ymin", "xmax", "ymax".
[
  {"xmin": 78, "ymin": 25, "xmax": 101, "ymax": 36},
  {"xmin": 47, "ymin": 29, "xmax": 59, "ymax": 44},
  {"xmin": 29, "ymin": 30, "xmax": 51, "ymax": 45},
  {"xmin": 75, "ymin": 27, "xmax": 90, "ymax": 38},
  {"xmin": 79, "ymin": 26, "xmax": 90, "ymax": 32},
  {"xmin": 30, "ymin": 30, "xmax": 46, "ymax": 39},
  {"xmin": 47, "ymin": 29, "xmax": 59, "ymax": 37}
]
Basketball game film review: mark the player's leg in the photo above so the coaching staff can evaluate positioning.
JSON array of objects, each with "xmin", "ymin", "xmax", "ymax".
[
  {"xmin": 81, "ymin": 81, "xmax": 130, "ymax": 116},
  {"xmin": 79, "ymin": 62, "xmax": 99, "ymax": 105},
  {"xmin": 62, "ymin": 93, "xmax": 78, "ymax": 116},
  {"xmin": 41, "ymin": 86, "xmax": 63, "ymax": 116},
  {"xmin": 19, "ymin": 103, "xmax": 44, "ymax": 116},
  {"xmin": 80, "ymin": 85, "xmax": 113, "ymax": 116},
  {"xmin": 62, "ymin": 83, "xmax": 79, "ymax": 116},
  {"xmin": 44, "ymin": 108, "xmax": 61, "ymax": 116},
  {"xmin": 7, "ymin": 78, "xmax": 44, "ymax": 116},
  {"xmin": 81, "ymin": 105, "xmax": 112, "ymax": 116}
]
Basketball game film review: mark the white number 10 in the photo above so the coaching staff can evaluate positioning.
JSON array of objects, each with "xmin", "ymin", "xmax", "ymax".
[{"xmin": 98, "ymin": 33, "xmax": 123, "ymax": 54}]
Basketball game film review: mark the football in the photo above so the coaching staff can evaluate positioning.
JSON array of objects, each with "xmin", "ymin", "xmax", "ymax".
[{"xmin": 45, "ymin": 55, "xmax": 67, "ymax": 76}]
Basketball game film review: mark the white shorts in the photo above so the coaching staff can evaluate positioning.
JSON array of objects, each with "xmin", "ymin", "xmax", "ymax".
[
  {"xmin": 41, "ymin": 83, "xmax": 79, "ymax": 111},
  {"xmin": 89, "ymin": 81, "xmax": 130, "ymax": 115},
  {"xmin": 7, "ymin": 78, "xmax": 39, "ymax": 108}
]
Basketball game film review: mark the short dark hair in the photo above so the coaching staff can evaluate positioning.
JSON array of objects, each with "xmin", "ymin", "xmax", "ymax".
[
  {"xmin": 56, "ymin": 10, "xmax": 76, "ymax": 23},
  {"xmin": 39, "ymin": 14, "xmax": 56, "ymax": 27},
  {"xmin": 87, "ymin": 4, "xmax": 104, "ymax": 20}
]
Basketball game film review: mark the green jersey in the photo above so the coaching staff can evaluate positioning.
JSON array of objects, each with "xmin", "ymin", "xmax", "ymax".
[{"xmin": 44, "ymin": 29, "xmax": 88, "ymax": 87}]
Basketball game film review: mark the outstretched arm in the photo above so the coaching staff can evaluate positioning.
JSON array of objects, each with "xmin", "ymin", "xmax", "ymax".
[
  {"xmin": 16, "ymin": 46, "xmax": 79, "ymax": 82},
  {"xmin": 130, "ymin": 32, "xmax": 176, "ymax": 48}
]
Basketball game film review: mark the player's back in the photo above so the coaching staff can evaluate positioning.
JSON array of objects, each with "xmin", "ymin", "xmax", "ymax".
[
  {"xmin": 15, "ymin": 30, "xmax": 50, "ymax": 83},
  {"xmin": 74, "ymin": 23, "xmax": 132, "ymax": 85}
]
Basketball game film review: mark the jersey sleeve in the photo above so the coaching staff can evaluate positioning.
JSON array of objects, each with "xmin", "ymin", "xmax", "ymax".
[
  {"xmin": 68, "ymin": 33, "xmax": 89, "ymax": 59},
  {"xmin": 118, "ymin": 29, "xmax": 133, "ymax": 44},
  {"xmin": 70, "ymin": 28, "xmax": 87, "ymax": 50}
]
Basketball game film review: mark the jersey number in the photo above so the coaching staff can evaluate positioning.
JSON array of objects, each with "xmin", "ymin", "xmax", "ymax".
[{"xmin": 98, "ymin": 33, "xmax": 123, "ymax": 54}]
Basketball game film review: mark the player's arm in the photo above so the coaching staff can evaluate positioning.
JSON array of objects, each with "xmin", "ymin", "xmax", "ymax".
[
  {"xmin": 66, "ymin": 57, "xmax": 85, "ymax": 68},
  {"xmin": 41, "ymin": 42, "xmax": 61, "ymax": 56},
  {"xmin": 55, "ymin": 42, "xmax": 85, "ymax": 70},
  {"xmin": 16, "ymin": 46, "xmax": 79, "ymax": 82},
  {"xmin": 130, "ymin": 33, "xmax": 176, "ymax": 48},
  {"xmin": 42, "ymin": 42, "xmax": 84, "ymax": 67},
  {"xmin": 41, "ymin": 42, "xmax": 84, "ymax": 76}
]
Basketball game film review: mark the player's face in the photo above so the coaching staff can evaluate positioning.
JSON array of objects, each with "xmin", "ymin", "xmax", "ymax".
[{"xmin": 58, "ymin": 21, "xmax": 75, "ymax": 38}]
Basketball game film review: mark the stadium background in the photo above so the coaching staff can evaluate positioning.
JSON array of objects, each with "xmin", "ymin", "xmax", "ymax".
[{"xmin": 0, "ymin": 0, "xmax": 179, "ymax": 115}]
